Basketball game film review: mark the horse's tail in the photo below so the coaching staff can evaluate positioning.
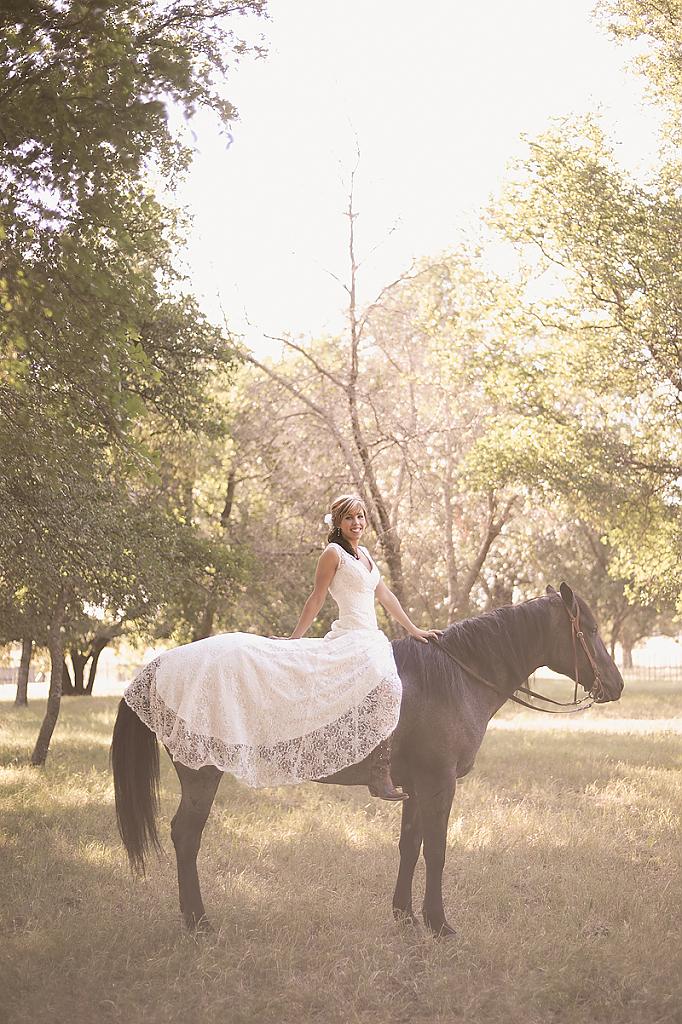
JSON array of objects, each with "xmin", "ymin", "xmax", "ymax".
[{"xmin": 110, "ymin": 698, "xmax": 161, "ymax": 875}]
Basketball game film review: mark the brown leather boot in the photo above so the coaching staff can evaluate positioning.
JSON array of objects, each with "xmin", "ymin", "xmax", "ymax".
[{"xmin": 367, "ymin": 736, "xmax": 407, "ymax": 801}]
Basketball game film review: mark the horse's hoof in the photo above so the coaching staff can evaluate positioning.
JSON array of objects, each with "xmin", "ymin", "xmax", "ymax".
[{"xmin": 423, "ymin": 916, "xmax": 457, "ymax": 939}]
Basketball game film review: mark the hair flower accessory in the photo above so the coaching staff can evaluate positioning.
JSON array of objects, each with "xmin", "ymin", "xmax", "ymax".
[{"xmin": 323, "ymin": 513, "xmax": 333, "ymax": 526}]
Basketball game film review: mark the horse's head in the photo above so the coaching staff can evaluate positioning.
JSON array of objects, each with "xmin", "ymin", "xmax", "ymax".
[{"xmin": 545, "ymin": 583, "xmax": 624, "ymax": 703}]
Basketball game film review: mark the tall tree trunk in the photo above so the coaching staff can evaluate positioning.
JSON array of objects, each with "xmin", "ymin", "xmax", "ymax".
[
  {"xmin": 345, "ymin": 182, "xmax": 406, "ymax": 606},
  {"xmin": 621, "ymin": 642, "xmax": 634, "ymax": 669},
  {"xmin": 31, "ymin": 590, "xmax": 68, "ymax": 766},
  {"xmin": 61, "ymin": 657, "xmax": 75, "ymax": 695},
  {"xmin": 442, "ymin": 446, "xmax": 458, "ymax": 621},
  {"xmin": 220, "ymin": 466, "xmax": 237, "ymax": 528},
  {"xmin": 14, "ymin": 637, "xmax": 32, "ymax": 706},
  {"xmin": 84, "ymin": 639, "xmax": 108, "ymax": 695},
  {"xmin": 69, "ymin": 649, "xmax": 88, "ymax": 695},
  {"xmin": 192, "ymin": 595, "xmax": 217, "ymax": 642},
  {"xmin": 243, "ymin": 180, "xmax": 410, "ymax": 607},
  {"xmin": 194, "ymin": 466, "xmax": 237, "ymax": 642}
]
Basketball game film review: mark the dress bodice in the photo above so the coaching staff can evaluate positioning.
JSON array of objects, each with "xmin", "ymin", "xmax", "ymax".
[{"xmin": 327, "ymin": 543, "xmax": 380, "ymax": 634}]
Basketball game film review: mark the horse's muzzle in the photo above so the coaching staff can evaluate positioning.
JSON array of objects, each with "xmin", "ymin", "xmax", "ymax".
[{"xmin": 592, "ymin": 672, "xmax": 623, "ymax": 703}]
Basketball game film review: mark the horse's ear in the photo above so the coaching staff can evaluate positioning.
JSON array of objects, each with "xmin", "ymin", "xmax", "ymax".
[
  {"xmin": 545, "ymin": 584, "xmax": 557, "ymax": 595},
  {"xmin": 559, "ymin": 582, "xmax": 577, "ymax": 614}
]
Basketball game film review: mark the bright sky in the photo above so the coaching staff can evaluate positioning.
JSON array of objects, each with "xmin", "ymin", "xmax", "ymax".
[{"xmin": 175, "ymin": 0, "xmax": 661, "ymax": 352}]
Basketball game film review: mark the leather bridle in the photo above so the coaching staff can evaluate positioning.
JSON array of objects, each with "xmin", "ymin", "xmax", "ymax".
[
  {"xmin": 563, "ymin": 599, "xmax": 606, "ymax": 704},
  {"xmin": 429, "ymin": 598, "xmax": 605, "ymax": 714}
]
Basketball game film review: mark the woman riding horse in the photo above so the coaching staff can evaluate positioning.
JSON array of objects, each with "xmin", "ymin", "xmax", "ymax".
[
  {"xmin": 120, "ymin": 493, "xmax": 438, "ymax": 801},
  {"xmin": 112, "ymin": 497, "xmax": 624, "ymax": 934}
]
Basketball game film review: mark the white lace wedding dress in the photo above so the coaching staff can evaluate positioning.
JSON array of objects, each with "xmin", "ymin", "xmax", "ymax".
[{"xmin": 123, "ymin": 543, "xmax": 403, "ymax": 787}]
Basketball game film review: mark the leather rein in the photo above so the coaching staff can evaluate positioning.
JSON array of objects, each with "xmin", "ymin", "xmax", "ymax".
[{"xmin": 428, "ymin": 600, "xmax": 606, "ymax": 715}]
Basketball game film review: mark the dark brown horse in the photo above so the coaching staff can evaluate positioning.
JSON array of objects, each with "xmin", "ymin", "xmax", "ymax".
[{"xmin": 111, "ymin": 583, "xmax": 623, "ymax": 936}]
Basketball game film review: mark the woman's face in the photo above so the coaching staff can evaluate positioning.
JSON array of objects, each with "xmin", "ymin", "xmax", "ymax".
[{"xmin": 338, "ymin": 505, "xmax": 366, "ymax": 545}]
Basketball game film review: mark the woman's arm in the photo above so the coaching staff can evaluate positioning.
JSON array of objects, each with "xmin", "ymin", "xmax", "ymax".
[
  {"xmin": 375, "ymin": 580, "xmax": 441, "ymax": 644},
  {"xmin": 288, "ymin": 547, "xmax": 340, "ymax": 639}
]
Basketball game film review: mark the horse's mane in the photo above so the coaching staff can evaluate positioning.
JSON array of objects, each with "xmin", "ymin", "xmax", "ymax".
[{"xmin": 392, "ymin": 597, "xmax": 548, "ymax": 698}]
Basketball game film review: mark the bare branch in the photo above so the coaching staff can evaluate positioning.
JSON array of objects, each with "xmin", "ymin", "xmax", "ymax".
[
  {"xmin": 357, "ymin": 218, "xmax": 401, "ymax": 271},
  {"xmin": 241, "ymin": 350, "xmax": 366, "ymax": 490},
  {"xmin": 263, "ymin": 333, "xmax": 347, "ymax": 390}
]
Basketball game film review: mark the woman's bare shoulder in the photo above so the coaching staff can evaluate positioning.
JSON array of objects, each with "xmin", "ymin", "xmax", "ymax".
[{"xmin": 320, "ymin": 543, "xmax": 342, "ymax": 566}]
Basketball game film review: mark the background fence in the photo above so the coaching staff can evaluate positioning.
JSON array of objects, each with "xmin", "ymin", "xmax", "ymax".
[{"xmin": 2, "ymin": 660, "xmax": 682, "ymax": 697}]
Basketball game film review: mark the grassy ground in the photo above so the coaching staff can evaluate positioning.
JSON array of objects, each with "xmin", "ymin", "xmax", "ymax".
[{"xmin": 1, "ymin": 681, "xmax": 680, "ymax": 1024}]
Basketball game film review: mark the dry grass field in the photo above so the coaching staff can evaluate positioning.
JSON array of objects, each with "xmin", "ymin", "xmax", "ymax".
[{"xmin": 1, "ymin": 682, "xmax": 681, "ymax": 1024}]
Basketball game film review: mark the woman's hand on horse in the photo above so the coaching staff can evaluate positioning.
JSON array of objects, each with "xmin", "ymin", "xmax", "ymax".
[{"xmin": 410, "ymin": 628, "xmax": 443, "ymax": 644}]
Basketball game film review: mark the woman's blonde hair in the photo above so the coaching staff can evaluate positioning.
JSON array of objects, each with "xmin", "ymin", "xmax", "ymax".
[{"xmin": 326, "ymin": 494, "xmax": 368, "ymax": 556}]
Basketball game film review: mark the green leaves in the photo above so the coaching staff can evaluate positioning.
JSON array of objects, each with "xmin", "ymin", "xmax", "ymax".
[
  {"xmin": 0, "ymin": 0, "xmax": 259, "ymax": 658},
  {"xmin": 597, "ymin": 0, "xmax": 682, "ymax": 139},
  {"xmin": 485, "ymin": 109, "xmax": 682, "ymax": 609}
]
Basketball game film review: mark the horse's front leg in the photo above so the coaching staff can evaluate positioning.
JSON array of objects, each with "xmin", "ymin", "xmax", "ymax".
[
  {"xmin": 415, "ymin": 766, "xmax": 457, "ymax": 937},
  {"xmin": 170, "ymin": 761, "xmax": 223, "ymax": 932},
  {"xmin": 392, "ymin": 785, "xmax": 422, "ymax": 926}
]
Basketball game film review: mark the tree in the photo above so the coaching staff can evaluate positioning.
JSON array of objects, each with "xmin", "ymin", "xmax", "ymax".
[
  {"xmin": 484, "ymin": 110, "xmax": 682, "ymax": 610},
  {"xmin": 461, "ymin": 2, "xmax": 682, "ymax": 615},
  {"xmin": 1, "ymin": 0, "xmax": 266, "ymax": 433},
  {"xmin": 361, "ymin": 253, "xmax": 523, "ymax": 621},
  {"xmin": 242, "ymin": 170, "xmax": 526, "ymax": 624},
  {"xmin": 0, "ymin": 0, "xmax": 266, "ymax": 761},
  {"xmin": 15, "ymin": 638, "xmax": 33, "ymax": 705},
  {"xmin": 495, "ymin": 514, "xmax": 677, "ymax": 661},
  {"xmin": 243, "ymin": 174, "xmax": 413, "ymax": 605},
  {"xmin": 597, "ymin": 0, "xmax": 682, "ymax": 140},
  {"xmin": 233, "ymin": 224, "xmax": 537, "ymax": 633},
  {"xmin": 0, "ymin": 595, "xmax": 45, "ymax": 706}
]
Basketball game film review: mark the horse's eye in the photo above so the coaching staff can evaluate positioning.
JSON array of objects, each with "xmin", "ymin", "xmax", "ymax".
[{"xmin": 591, "ymin": 626, "xmax": 598, "ymax": 635}]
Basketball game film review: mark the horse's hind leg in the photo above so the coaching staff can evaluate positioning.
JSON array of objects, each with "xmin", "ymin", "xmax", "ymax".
[
  {"xmin": 170, "ymin": 760, "xmax": 223, "ymax": 931},
  {"xmin": 392, "ymin": 786, "xmax": 422, "ymax": 925}
]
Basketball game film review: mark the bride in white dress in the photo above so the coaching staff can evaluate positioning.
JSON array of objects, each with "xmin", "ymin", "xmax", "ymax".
[{"xmin": 123, "ymin": 494, "xmax": 439, "ymax": 799}]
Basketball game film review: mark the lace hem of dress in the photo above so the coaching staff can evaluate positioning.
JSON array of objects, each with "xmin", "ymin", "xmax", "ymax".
[{"xmin": 123, "ymin": 657, "xmax": 402, "ymax": 788}]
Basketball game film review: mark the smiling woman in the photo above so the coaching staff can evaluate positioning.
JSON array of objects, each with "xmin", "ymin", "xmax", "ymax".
[{"xmin": 119, "ymin": 491, "xmax": 437, "ymax": 809}]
